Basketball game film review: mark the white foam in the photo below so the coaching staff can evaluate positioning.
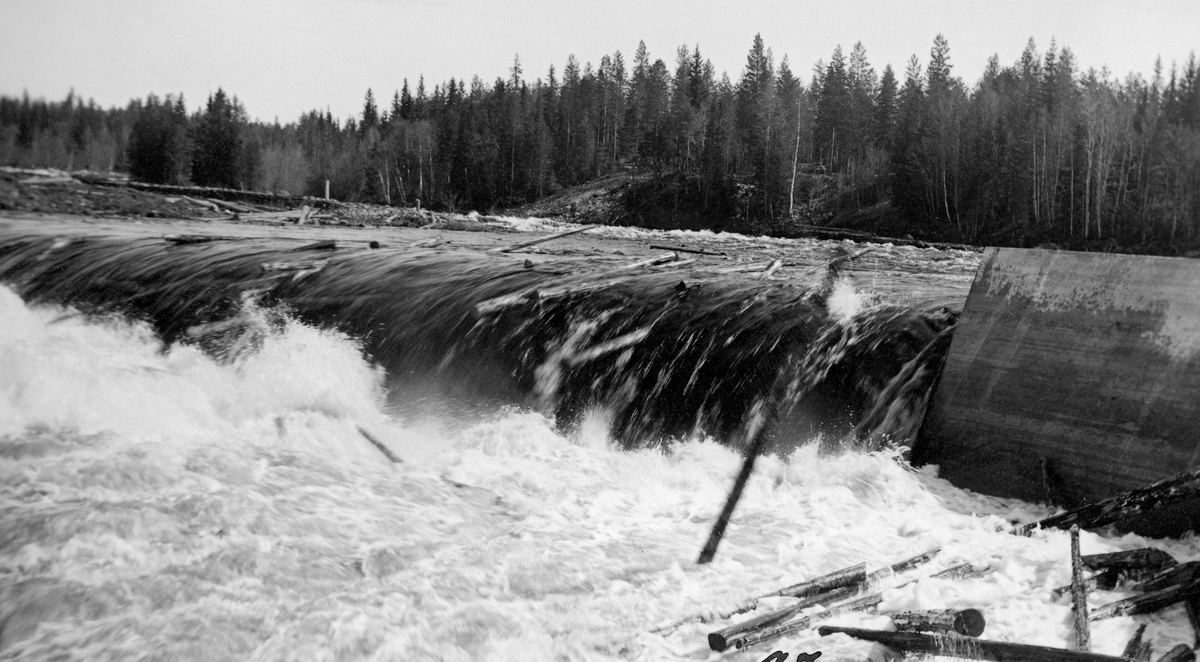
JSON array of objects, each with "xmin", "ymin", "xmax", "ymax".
[{"xmin": 1, "ymin": 285, "xmax": 1196, "ymax": 660}]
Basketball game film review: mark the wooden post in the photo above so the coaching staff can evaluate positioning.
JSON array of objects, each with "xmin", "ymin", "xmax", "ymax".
[
  {"xmin": 1071, "ymin": 525, "xmax": 1091, "ymax": 651},
  {"xmin": 324, "ymin": 180, "xmax": 330, "ymax": 200},
  {"xmin": 891, "ymin": 609, "xmax": 986, "ymax": 637}
]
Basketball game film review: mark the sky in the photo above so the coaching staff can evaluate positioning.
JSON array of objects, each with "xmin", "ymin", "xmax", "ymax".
[{"xmin": 2, "ymin": 0, "xmax": 1197, "ymax": 124}]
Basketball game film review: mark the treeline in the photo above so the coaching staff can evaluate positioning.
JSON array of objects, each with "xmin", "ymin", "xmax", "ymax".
[{"xmin": 2, "ymin": 35, "xmax": 1199, "ymax": 250}]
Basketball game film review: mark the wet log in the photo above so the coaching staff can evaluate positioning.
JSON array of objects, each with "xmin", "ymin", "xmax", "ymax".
[
  {"xmin": 489, "ymin": 224, "xmax": 596, "ymax": 253},
  {"xmin": 707, "ymin": 584, "xmax": 858, "ymax": 651},
  {"xmin": 1053, "ymin": 572, "xmax": 1115, "ymax": 601},
  {"xmin": 772, "ymin": 563, "xmax": 868, "ymax": 600},
  {"xmin": 1139, "ymin": 562, "xmax": 1200, "ymax": 593},
  {"xmin": 818, "ymin": 625, "xmax": 1142, "ymax": 661},
  {"xmin": 932, "ymin": 563, "xmax": 991, "ymax": 580},
  {"xmin": 622, "ymin": 253, "xmax": 677, "ymax": 269},
  {"xmin": 1014, "ymin": 469, "xmax": 1200, "ymax": 536},
  {"xmin": 1121, "ymin": 624, "xmax": 1151, "ymax": 660},
  {"xmin": 568, "ymin": 327, "xmax": 652, "ymax": 366},
  {"xmin": 648, "ymin": 243, "xmax": 726, "ymax": 256},
  {"xmin": 1090, "ymin": 578, "xmax": 1200, "ymax": 621},
  {"xmin": 1084, "ymin": 549, "xmax": 1178, "ymax": 573},
  {"xmin": 891, "ymin": 609, "xmax": 986, "ymax": 637},
  {"xmin": 651, "ymin": 563, "xmax": 867, "ymax": 635},
  {"xmin": 706, "ymin": 549, "xmax": 940, "ymax": 651},
  {"xmin": 207, "ymin": 198, "xmax": 255, "ymax": 213},
  {"xmin": 357, "ymin": 426, "xmax": 401, "ymax": 463},
  {"xmin": 759, "ymin": 259, "xmax": 783, "ymax": 279},
  {"xmin": 697, "ymin": 433, "xmax": 767, "ymax": 564},
  {"xmin": 261, "ymin": 260, "xmax": 329, "ymax": 273},
  {"xmin": 1185, "ymin": 596, "xmax": 1200, "ymax": 648},
  {"xmin": 1155, "ymin": 645, "xmax": 1195, "ymax": 662},
  {"xmin": 180, "ymin": 195, "xmax": 219, "ymax": 211},
  {"xmin": 292, "ymin": 240, "xmax": 337, "ymax": 251},
  {"xmin": 1071, "ymin": 525, "xmax": 1092, "ymax": 651},
  {"xmin": 163, "ymin": 234, "xmax": 235, "ymax": 245},
  {"xmin": 731, "ymin": 593, "xmax": 883, "ymax": 650}
]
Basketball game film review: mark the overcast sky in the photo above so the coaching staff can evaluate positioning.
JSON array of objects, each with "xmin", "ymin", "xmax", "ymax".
[{"xmin": 2, "ymin": 0, "xmax": 1197, "ymax": 123}]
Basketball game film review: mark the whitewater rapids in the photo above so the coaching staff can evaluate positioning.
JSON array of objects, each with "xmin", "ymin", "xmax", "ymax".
[{"xmin": 1, "ymin": 284, "xmax": 1197, "ymax": 661}]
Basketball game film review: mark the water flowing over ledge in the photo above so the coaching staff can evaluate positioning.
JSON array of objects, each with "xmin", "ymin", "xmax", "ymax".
[{"xmin": 0, "ymin": 228, "xmax": 955, "ymax": 453}]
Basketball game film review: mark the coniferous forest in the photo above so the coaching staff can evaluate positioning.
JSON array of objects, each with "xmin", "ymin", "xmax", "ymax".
[{"xmin": 2, "ymin": 35, "xmax": 1199, "ymax": 253}]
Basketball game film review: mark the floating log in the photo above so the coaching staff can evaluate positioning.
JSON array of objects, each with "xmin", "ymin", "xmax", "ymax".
[
  {"xmin": 622, "ymin": 253, "xmax": 677, "ymax": 269},
  {"xmin": 718, "ymin": 262, "xmax": 774, "ymax": 274},
  {"xmin": 207, "ymin": 198, "xmax": 255, "ymax": 213},
  {"xmin": 697, "ymin": 433, "xmax": 767, "ymax": 564},
  {"xmin": 1139, "ymin": 562, "xmax": 1200, "ymax": 593},
  {"xmin": 1085, "ymin": 549, "xmax": 1178, "ymax": 573},
  {"xmin": 488, "ymin": 224, "xmax": 596, "ymax": 253},
  {"xmin": 163, "ymin": 234, "xmax": 234, "ymax": 245},
  {"xmin": 891, "ymin": 609, "xmax": 986, "ymax": 637},
  {"xmin": 1071, "ymin": 525, "xmax": 1092, "ymax": 651},
  {"xmin": 358, "ymin": 427, "xmax": 401, "ymax": 463},
  {"xmin": 19, "ymin": 175, "xmax": 77, "ymax": 185},
  {"xmin": 1155, "ymin": 645, "xmax": 1195, "ymax": 662},
  {"xmin": 706, "ymin": 549, "xmax": 940, "ymax": 651},
  {"xmin": 1090, "ymin": 578, "xmax": 1200, "ymax": 621},
  {"xmin": 657, "ymin": 258, "xmax": 697, "ymax": 269},
  {"xmin": 292, "ymin": 240, "xmax": 337, "ymax": 251},
  {"xmin": 818, "ymin": 625, "xmax": 1142, "ymax": 662},
  {"xmin": 759, "ymin": 259, "xmax": 783, "ymax": 279},
  {"xmin": 707, "ymin": 584, "xmax": 858, "ymax": 651},
  {"xmin": 648, "ymin": 243, "xmax": 726, "ymax": 256},
  {"xmin": 261, "ymin": 260, "xmax": 329, "ymax": 273},
  {"xmin": 568, "ymin": 327, "xmax": 652, "ymax": 367},
  {"xmin": 537, "ymin": 277, "xmax": 629, "ymax": 302},
  {"xmin": 1122, "ymin": 624, "xmax": 1151, "ymax": 660},
  {"xmin": 932, "ymin": 563, "xmax": 992, "ymax": 580},
  {"xmin": 1014, "ymin": 469, "xmax": 1200, "ymax": 536},
  {"xmin": 1052, "ymin": 572, "xmax": 1114, "ymax": 601},
  {"xmin": 771, "ymin": 563, "xmax": 868, "ymax": 600},
  {"xmin": 652, "ymin": 562, "xmax": 869, "ymax": 634},
  {"xmin": 732, "ymin": 593, "xmax": 883, "ymax": 650},
  {"xmin": 180, "ymin": 195, "xmax": 219, "ymax": 211},
  {"xmin": 183, "ymin": 317, "xmax": 247, "ymax": 339}
]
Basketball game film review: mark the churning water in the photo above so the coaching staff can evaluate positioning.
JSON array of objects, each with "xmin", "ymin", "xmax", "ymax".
[{"xmin": 0, "ymin": 221, "xmax": 1197, "ymax": 661}]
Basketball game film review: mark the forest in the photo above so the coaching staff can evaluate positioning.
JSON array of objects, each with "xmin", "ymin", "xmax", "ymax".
[{"xmin": 2, "ymin": 34, "xmax": 1199, "ymax": 253}]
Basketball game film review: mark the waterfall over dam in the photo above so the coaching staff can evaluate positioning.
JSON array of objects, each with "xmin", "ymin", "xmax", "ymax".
[{"xmin": 0, "ymin": 223, "xmax": 957, "ymax": 454}]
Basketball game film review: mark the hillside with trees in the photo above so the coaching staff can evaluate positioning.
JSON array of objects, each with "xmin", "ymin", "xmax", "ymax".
[{"xmin": 2, "ymin": 35, "xmax": 1198, "ymax": 254}]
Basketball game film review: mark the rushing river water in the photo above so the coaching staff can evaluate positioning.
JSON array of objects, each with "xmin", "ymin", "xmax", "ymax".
[{"xmin": 0, "ymin": 217, "xmax": 1197, "ymax": 661}]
